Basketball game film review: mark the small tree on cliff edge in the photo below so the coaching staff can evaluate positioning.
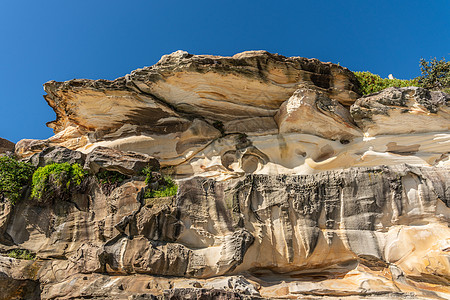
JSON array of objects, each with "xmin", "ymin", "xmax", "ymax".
[{"xmin": 418, "ymin": 57, "xmax": 450, "ymax": 93}]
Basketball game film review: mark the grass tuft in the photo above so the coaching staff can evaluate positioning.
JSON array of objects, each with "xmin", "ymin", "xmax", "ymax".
[{"xmin": 7, "ymin": 249, "xmax": 35, "ymax": 260}]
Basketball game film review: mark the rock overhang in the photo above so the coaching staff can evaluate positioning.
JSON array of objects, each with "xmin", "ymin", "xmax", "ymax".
[{"xmin": 12, "ymin": 50, "xmax": 449, "ymax": 178}]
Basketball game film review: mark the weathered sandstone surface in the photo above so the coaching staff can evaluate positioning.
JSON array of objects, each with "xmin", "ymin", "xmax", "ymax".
[
  {"xmin": 351, "ymin": 87, "xmax": 450, "ymax": 136},
  {"xmin": 14, "ymin": 51, "xmax": 449, "ymax": 178},
  {"xmin": 1, "ymin": 159, "xmax": 449, "ymax": 299},
  {"xmin": 1, "ymin": 51, "xmax": 450, "ymax": 299}
]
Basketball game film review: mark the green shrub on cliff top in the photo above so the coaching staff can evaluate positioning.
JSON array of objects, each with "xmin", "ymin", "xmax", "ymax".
[
  {"xmin": 418, "ymin": 57, "xmax": 450, "ymax": 93},
  {"xmin": 31, "ymin": 162, "xmax": 87, "ymax": 202},
  {"xmin": 354, "ymin": 57, "xmax": 449, "ymax": 95},
  {"xmin": 0, "ymin": 156, "xmax": 35, "ymax": 204},
  {"xmin": 354, "ymin": 71, "xmax": 420, "ymax": 95}
]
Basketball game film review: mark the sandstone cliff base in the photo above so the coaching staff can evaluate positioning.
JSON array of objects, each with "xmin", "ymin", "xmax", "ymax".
[{"xmin": 2, "ymin": 161, "xmax": 450, "ymax": 299}]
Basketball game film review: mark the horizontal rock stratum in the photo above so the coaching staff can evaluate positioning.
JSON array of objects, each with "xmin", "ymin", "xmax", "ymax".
[{"xmin": 1, "ymin": 51, "xmax": 450, "ymax": 299}]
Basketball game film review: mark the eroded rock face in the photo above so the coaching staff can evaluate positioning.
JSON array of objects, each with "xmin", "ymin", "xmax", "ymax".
[
  {"xmin": 84, "ymin": 146, "xmax": 160, "ymax": 175},
  {"xmin": 18, "ymin": 51, "xmax": 362, "ymax": 167},
  {"xmin": 275, "ymin": 87, "xmax": 362, "ymax": 140},
  {"xmin": 41, "ymin": 50, "xmax": 359, "ymax": 140},
  {"xmin": 15, "ymin": 51, "xmax": 450, "ymax": 178},
  {"xmin": 1, "ymin": 161, "xmax": 449, "ymax": 299},
  {"xmin": 0, "ymin": 256, "xmax": 41, "ymax": 300},
  {"xmin": 3, "ymin": 51, "xmax": 450, "ymax": 299},
  {"xmin": 15, "ymin": 138, "xmax": 49, "ymax": 158},
  {"xmin": 24, "ymin": 146, "xmax": 86, "ymax": 167},
  {"xmin": 351, "ymin": 87, "xmax": 450, "ymax": 136}
]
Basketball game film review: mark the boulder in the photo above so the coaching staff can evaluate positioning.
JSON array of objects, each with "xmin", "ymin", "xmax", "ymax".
[
  {"xmin": 204, "ymin": 276, "xmax": 260, "ymax": 296},
  {"xmin": 24, "ymin": 146, "xmax": 86, "ymax": 167},
  {"xmin": 84, "ymin": 146, "xmax": 159, "ymax": 175},
  {"xmin": 275, "ymin": 87, "xmax": 362, "ymax": 140},
  {"xmin": 14, "ymin": 139, "xmax": 49, "ymax": 158}
]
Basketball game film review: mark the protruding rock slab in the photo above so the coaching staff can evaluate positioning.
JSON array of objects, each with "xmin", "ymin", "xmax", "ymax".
[
  {"xmin": 84, "ymin": 146, "xmax": 159, "ymax": 175},
  {"xmin": 275, "ymin": 87, "xmax": 362, "ymax": 140},
  {"xmin": 24, "ymin": 146, "xmax": 86, "ymax": 167},
  {"xmin": 350, "ymin": 87, "xmax": 450, "ymax": 136},
  {"xmin": 42, "ymin": 50, "xmax": 360, "ymax": 138},
  {"xmin": 127, "ymin": 50, "xmax": 360, "ymax": 121},
  {"xmin": 43, "ymin": 80, "xmax": 182, "ymax": 134},
  {"xmin": 14, "ymin": 139, "xmax": 49, "ymax": 158}
]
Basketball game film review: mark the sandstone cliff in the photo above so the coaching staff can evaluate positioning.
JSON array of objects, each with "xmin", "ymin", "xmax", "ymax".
[{"xmin": 1, "ymin": 51, "xmax": 450, "ymax": 299}]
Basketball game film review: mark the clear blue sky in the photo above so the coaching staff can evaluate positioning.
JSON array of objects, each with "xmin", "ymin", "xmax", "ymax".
[{"xmin": 1, "ymin": 1, "xmax": 449, "ymax": 143}]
